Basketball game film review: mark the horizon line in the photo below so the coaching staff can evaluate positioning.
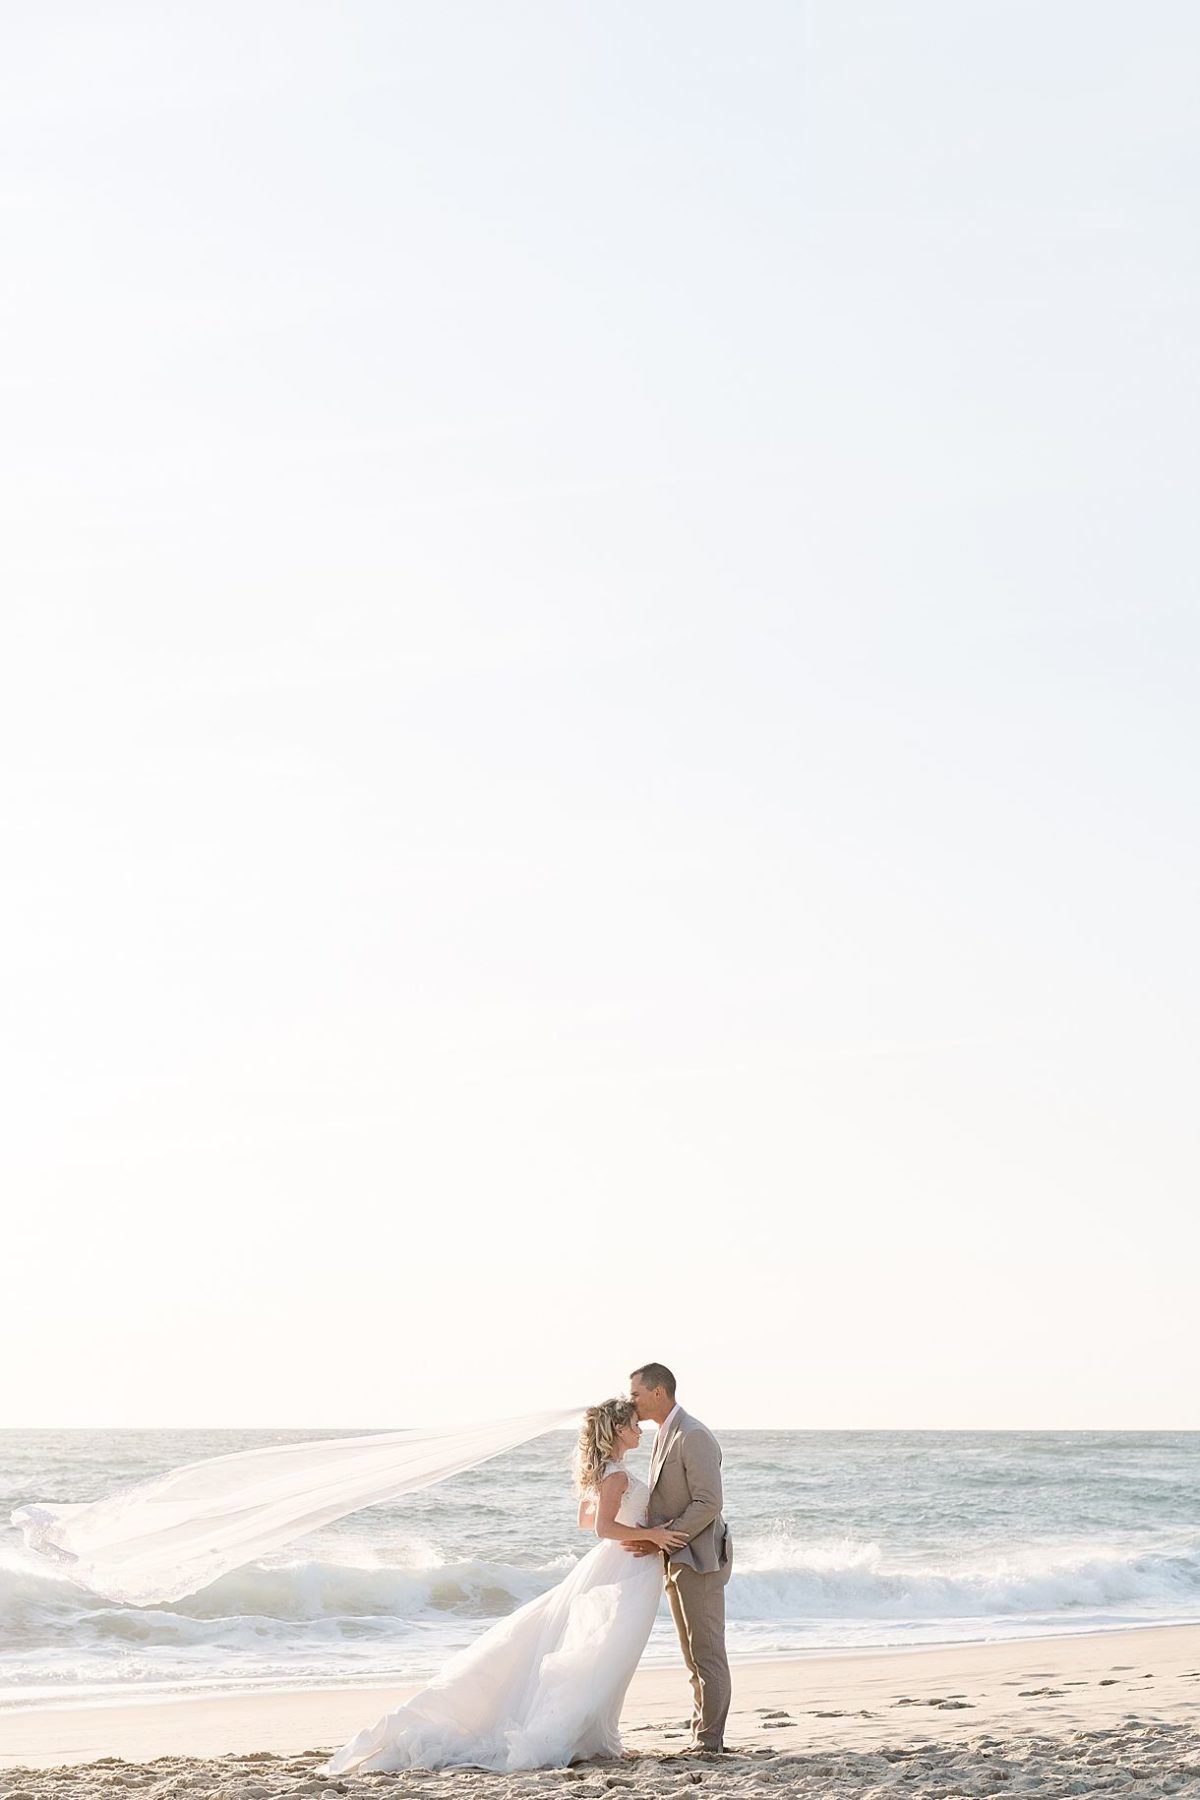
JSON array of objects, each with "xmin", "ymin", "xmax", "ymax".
[{"xmin": 4, "ymin": 1422, "xmax": 1198, "ymax": 1435}]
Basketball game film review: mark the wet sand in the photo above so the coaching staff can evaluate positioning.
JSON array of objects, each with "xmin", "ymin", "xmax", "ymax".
[{"xmin": 2, "ymin": 1623, "xmax": 1199, "ymax": 1795}]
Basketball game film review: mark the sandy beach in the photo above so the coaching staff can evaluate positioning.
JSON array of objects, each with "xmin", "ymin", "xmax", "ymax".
[{"xmin": 2, "ymin": 1624, "xmax": 1198, "ymax": 1795}]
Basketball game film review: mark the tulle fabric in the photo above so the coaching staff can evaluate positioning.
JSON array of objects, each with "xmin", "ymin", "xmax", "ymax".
[
  {"xmin": 326, "ymin": 1470, "xmax": 662, "ymax": 1773},
  {"xmin": 11, "ymin": 1410, "xmax": 579, "ymax": 1606}
]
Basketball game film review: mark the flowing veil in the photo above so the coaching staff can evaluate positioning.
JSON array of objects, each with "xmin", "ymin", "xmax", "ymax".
[{"xmin": 12, "ymin": 1409, "xmax": 580, "ymax": 1606}]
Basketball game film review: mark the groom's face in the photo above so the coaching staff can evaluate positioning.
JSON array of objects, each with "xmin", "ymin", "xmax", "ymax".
[{"xmin": 629, "ymin": 1374, "xmax": 663, "ymax": 1421}]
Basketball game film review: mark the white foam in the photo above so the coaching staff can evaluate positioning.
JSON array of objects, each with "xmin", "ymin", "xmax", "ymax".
[
  {"xmin": 4, "ymin": 1527, "xmax": 1200, "ymax": 1705},
  {"xmin": 726, "ymin": 1529, "xmax": 1200, "ymax": 1620}
]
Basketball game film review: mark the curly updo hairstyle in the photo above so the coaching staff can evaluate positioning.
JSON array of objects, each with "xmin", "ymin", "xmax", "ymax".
[{"xmin": 574, "ymin": 1397, "xmax": 637, "ymax": 1495}]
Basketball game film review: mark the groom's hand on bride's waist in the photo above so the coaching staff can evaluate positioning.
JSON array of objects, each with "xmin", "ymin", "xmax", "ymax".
[
  {"xmin": 622, "ymin": 1541, "xmax": 662, "ymax": 1556},
  {"xmin": 623, "ymin": 1523, "xmax": 688, "ymax": 1556}
]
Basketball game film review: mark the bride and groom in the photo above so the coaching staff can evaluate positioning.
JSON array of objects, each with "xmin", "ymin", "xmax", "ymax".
[{"xmin": 327, "ymin": 1363, "xmax": 734, "ymax": 1774}]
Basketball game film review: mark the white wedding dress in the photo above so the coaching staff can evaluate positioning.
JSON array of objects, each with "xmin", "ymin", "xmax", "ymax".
[{"xmin": 326, "ymin": 1463, "xmax": 663, "ymax": 1773}]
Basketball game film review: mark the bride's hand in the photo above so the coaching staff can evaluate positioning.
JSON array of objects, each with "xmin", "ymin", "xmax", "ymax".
[{"xmin": 647, "ymin": 1527, "xmax": 688, "ymax": 1550}]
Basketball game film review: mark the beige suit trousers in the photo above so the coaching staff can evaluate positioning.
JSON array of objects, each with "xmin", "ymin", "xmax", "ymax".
[{"xmin": 665, "ymin": 1561, "xmax": 732, "ymax": 1750}]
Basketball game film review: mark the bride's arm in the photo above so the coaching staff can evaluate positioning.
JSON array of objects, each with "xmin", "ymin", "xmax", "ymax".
[
  {"xmin": 577, "ymin": 1495, "xmax": 597, "ymax": 1530},
  {"xmin": 593, "ymin": 1473, "xmax": 687, "ymax": 1549}
]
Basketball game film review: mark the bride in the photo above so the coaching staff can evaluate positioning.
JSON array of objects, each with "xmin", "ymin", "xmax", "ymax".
[{"xmin": 325, "ymin": 1399, "xmax": 686, "ymax": 1774}]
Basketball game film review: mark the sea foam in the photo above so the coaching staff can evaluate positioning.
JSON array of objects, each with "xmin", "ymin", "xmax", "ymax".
[{"xmin": 4, "ymin": 1426, "xmax": 1199, "ymax": 1711}]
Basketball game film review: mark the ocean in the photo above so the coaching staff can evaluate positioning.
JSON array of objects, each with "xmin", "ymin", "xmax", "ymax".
[{"xmin": 2, "ymin": 1428, "xmax": 1198, "ymax": 1715}]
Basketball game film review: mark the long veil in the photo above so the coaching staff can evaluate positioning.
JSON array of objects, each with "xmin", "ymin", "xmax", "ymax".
[{"xmin": 11, "ymin": 1409, "xmax": 580, "ymax": 1606}]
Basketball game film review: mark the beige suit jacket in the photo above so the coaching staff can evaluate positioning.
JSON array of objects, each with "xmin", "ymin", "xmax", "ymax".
[{"xmin": 646, "ymin": 1407, "xmax": 732, "ymax": 1579}]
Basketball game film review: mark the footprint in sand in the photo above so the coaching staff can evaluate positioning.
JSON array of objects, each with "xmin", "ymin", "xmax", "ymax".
[
  {"xmin": 812, "ymin": 1709, "xmax": 847, "ymax": 1718},
  {"xmin": 1018, "ymin": 1687, "xmax": 1066, "ymax": 1698},
  {"xmin": 892, "ymin": 1697, "xmax": 923, "ymax": 1706},
  {"xmin": 1099, "ymin": 1679, "xmax": 1119, "ymax": 1686}
]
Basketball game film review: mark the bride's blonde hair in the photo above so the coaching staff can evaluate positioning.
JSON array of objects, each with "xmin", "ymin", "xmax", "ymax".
[{"xmin": 574, "ymin": 1398, "xmax": 637, "ymax": 1495}]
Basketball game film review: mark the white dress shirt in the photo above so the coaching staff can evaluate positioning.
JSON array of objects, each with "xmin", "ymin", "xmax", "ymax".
[{"xmin": 649, "ymin": 1403, "xmax": 681, "ymax": 1488}]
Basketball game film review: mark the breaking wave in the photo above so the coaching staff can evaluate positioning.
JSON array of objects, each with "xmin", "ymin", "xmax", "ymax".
[{"xmin": 4, "ymin": 1529, "xmax": 1200, "ymax": 1658}]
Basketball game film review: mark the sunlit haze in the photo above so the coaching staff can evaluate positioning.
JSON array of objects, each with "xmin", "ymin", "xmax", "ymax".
[{"xmin": 3, "ymin": 4, "xmax": 1196, "ymax": 1429}]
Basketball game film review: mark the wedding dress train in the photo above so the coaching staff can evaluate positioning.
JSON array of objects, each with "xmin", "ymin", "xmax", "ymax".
[{"xmin": 326, "ymin": 1464, "xmax": 662, "ymax": 1773}]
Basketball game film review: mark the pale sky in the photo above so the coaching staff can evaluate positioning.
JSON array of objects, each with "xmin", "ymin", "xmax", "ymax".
[{"xmin": 2, "ymin": 3, "xmax": 1196, "ymax": 1430}]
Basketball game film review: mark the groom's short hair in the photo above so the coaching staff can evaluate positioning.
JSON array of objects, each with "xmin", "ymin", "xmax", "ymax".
[{"xmin": 631, "ymin": 1362, "xmax": 676, "ymax": 1399}]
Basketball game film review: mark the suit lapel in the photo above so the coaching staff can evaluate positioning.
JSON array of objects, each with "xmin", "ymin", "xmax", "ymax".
[{"xmin": 650, "ymin": 1408, "xmax": 686, "ymax": 1492}]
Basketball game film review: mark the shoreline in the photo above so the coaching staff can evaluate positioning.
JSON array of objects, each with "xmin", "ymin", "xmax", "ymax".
[
  {"xmin": 6, "ymin": 1613, "xmax": 1200, "ymax": 1720},
  {"xmin": 3, "ymin": 1621, "xmax": 1199, "ymax": 1776}
]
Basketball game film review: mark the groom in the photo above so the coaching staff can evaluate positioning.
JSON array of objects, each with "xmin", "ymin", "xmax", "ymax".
[{"xmin": 626, "ymin": 1362, "xmax": 732, "ymax": 1753}]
